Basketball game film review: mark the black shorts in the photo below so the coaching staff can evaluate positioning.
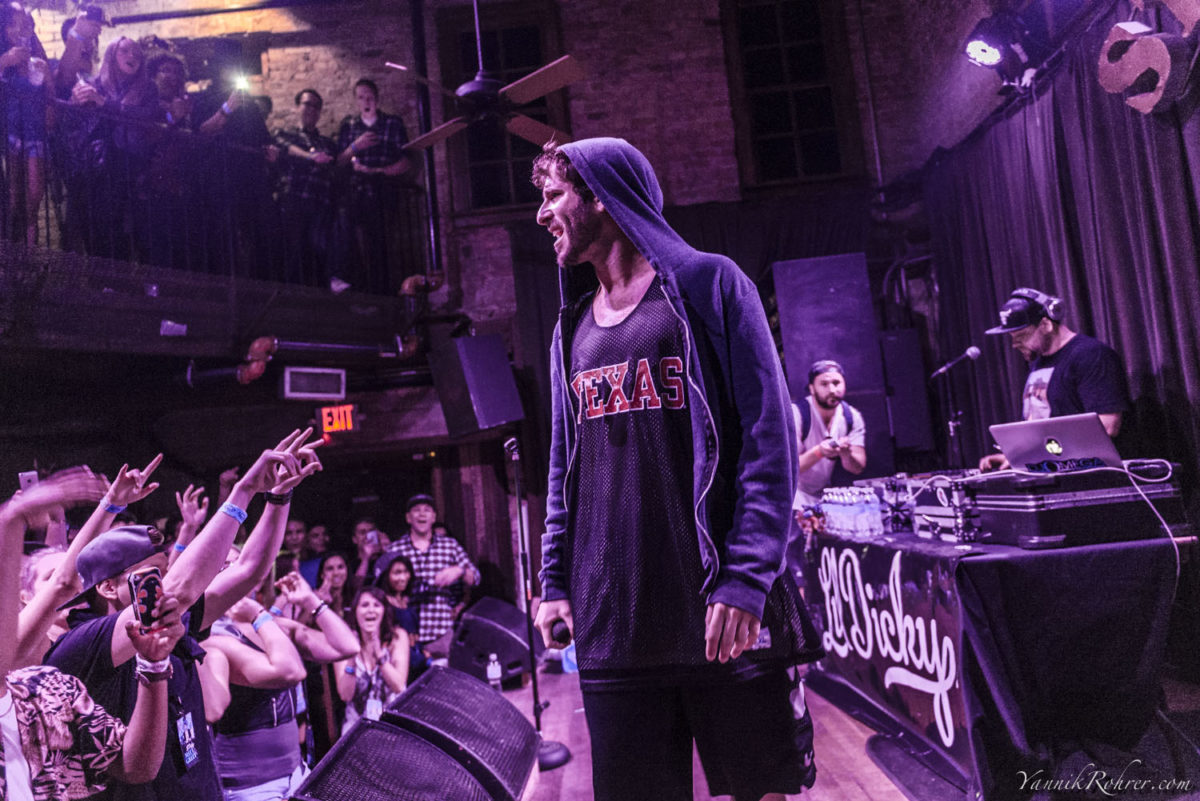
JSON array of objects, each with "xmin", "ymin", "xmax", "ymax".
[{"xmin": 581, "ymin": 667, "xmax": 816, "ymax": 801}]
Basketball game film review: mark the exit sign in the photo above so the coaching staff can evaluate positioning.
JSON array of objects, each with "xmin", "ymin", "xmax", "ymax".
[{"xmin": 320, "ymin": 404, "xmax": 356, "ymax": 434}]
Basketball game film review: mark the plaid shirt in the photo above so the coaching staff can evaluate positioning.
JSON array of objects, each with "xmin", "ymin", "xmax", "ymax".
[
  {"xmin": 337, "ymin": 111, "xmax": 408, "ymax": 169},
  {"xmin": 273, "ymin": 126, "xmax": 338, "ymax": 205},
  {"xmin": 380, "ymin": 533, "xmax": 479, "ymax": 642}
]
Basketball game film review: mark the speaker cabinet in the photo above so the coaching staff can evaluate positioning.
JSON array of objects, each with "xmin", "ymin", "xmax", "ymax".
[
  {"xmin": 449, "ymin": 596, "xmax": 543, "ymax": 683},
  {"xmin": 429, "ymin": 335, "xmax": 524, "ymax": 438},
  {"xmin": 294, "ymin": 667, "xmax": 537, "ymax": 801}
]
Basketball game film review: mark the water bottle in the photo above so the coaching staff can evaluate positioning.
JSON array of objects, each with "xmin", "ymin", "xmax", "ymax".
[{"xmin": 486, "ymin": 653, "xmax": 502, "ymax": 692}]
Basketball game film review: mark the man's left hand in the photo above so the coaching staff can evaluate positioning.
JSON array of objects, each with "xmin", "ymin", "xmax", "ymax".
[{"xmin": 704, "ymin": 602, "xmax": 761, "ymax": 663}]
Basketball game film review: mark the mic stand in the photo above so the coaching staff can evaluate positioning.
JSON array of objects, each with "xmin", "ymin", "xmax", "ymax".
[
  {"xmin": 504, "ymin": 437, "xmax": 571, "ymax": 771},
  {"xmin": 932, "ymin": 368, "xmax": 965, "ymax": 469}
]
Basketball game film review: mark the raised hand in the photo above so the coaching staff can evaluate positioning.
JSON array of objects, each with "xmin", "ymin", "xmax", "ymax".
[
  {"xmin": 7, "ymin": 467, "xmax": 106, "ymax": 528},
  {"xmin": 127, "ymin": 594, "xmax": 185, "ymax": 662},
  {"xmin": 270, "ymin": 430, "xmax": 323, "ymax": 493},
  {"xmin": 174, "ymin": 484, "xmax": 209, "ymax": 528},
  {"xmin": 274, "ymin": 571, "xmax": 318, "ymax": 608},
  {"xmin": 106, "ymin": 454, "xmax": 164, "ymax": 507},
  {"xmin": 236, "ymin": 430, "xmax": 308, "ymax": 495}
]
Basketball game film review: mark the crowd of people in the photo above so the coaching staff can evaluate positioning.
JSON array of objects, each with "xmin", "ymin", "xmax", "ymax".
[
  {"xmin": 0, "ymin": 5, "xmax": 420, "ymax": 293},
  {"xmin": 1, "ymin": 431, "xmax": 484, "ymax": 801}
]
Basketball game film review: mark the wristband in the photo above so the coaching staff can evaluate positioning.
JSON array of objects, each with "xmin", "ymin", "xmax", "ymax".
[
  {"xmin": 218, "ymin": 502, "xmax": 248, "ymax": 524},
  {"xmin": 264, "ymin": 489, "xmax": 293, "ymax": 506},
  {"xmin": 312, "ymin": 601, "xmax": 330, "ymax": 619},
  {"xmin": 173, "ymin": 542, "xmax": 187, "ymax": 553},
  {"xmin": 221, "ymin": 101, "xmax": 233, "ymax": 116},
  {"xmin": 103, "ymin": 502, "xmax": 126, "ymax": 514},
  {"xmin": 349, "ymin": 142, "xmax": 358, "ymax": 154},
  {"xmin": 252, "ymin": 610, "xmax": 274, "ymax": 632},
  {"xmin": 135, "ymin": 655, "xmax": 171, "ymax": 673},
  {"xmin": 269, "ymin": 606, "xmax": 283, "ymax": 617},
  {"xmin": 344, "ymin": 664, "xmax": 355, "ymax": 675}
]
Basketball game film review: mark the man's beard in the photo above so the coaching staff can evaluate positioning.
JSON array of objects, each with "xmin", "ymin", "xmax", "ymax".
[{"xmin": 815, "ymin": 393, "xmax": 842, "ymax": 410}]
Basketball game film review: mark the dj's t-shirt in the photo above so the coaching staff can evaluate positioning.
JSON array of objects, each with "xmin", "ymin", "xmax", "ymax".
[{"xmin": 1022, "ymin": 333, "xmax": 1129, "ymax": 421}]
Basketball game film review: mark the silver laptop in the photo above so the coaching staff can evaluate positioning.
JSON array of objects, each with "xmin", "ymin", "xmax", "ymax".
[{"xmin": 989, "ymin": 413, "xmax": 1122, "ymax": 473}]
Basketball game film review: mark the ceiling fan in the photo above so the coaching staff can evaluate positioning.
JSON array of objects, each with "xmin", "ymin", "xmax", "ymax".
[{"xmin": 389, "ymin": 0, "xmax": 585, "ymax": 151}]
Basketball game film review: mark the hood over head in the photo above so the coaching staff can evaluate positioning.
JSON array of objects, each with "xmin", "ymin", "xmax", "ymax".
[{"xmin": 556, "ymin": 137, "xmax": 697, "ymax": 304}]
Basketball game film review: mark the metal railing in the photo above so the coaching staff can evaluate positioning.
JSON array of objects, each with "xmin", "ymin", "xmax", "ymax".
[{"xmin": 0, "ymin": 87, "xmax": 431, "ymax": 295}]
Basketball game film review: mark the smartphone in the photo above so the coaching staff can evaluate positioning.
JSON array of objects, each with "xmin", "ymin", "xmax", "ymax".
[
  {"xmin": 127, "ymin": 568, "xmax": 164, "ymax": 631},
  {"xmin": 234, "ymin": 75, "xmax": 250, "ymax": 92},
  {"xmin": 17, "ymin": 470, "xmax": 38, "ymax": 491},
  {"xmin": 366, "ymin": 529, "xmax": 380, "ymax": 547}
]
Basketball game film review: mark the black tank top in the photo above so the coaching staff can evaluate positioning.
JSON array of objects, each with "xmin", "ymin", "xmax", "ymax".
[{"xmin": 567, "ymin": 277, "xmax": 707, "ymax": 673}]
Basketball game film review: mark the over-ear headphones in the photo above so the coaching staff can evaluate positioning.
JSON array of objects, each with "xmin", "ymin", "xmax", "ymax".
[{"xmin": 1010, "ymin": 287, "xmax": 1064, "ymax": 322}]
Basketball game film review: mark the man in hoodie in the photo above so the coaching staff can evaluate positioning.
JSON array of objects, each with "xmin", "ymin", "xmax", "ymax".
[{"xmin": 532, "ymin": 138, "xmax": 819, "ymax": 801}]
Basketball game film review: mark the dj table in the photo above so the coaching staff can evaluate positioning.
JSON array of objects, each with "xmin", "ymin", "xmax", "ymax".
[{"xmin": 801, "ymin": 528, "xmax": 1180, "ymax": 800}]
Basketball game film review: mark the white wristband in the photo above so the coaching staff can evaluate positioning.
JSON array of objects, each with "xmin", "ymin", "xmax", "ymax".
[{"xmin": 135, "ymin": 655, "xmax": 171, "ymax": 673}]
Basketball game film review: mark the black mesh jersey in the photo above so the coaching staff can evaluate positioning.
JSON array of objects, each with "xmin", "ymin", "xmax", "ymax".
[{"xmin": 567, "ymin": 277, "xmax": 709, "ymax": 673}]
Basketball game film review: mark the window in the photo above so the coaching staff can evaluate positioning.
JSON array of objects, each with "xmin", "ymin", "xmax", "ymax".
[
  {"xmin": 437, "ymin": 3, "xmax": 569, "ymax": 212},
  {"xmin": 724, "ymin": 0, "xmax": 862, "ymax": 186}
]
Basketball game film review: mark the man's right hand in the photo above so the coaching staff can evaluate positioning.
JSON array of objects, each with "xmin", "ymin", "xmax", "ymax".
[
  {"xmin": 978, "ymin": 452, "xmax": 1010, "ymax": 472},
  {"xmin": 533, "ymin": 599, "xmax": 573, "ymax": 649}
]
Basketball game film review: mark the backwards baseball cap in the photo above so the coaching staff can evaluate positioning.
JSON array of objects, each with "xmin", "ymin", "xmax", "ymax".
[
  {"xmin": 57, "ymin": 525, "xmax": 165, "ymax": 610},
  {"xmin": 405, "ymin": 493, "xmax": 436, "ymax": 513},
  {"xmin": 807, "ymin": 360, "xmax": 845, "ymax": 385},
  {"xmin": 985, "ymin": 295, "xmax": 1046, "ymax": 335}
]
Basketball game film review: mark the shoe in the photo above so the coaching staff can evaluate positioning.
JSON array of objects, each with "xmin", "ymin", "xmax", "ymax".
[{"xmin": 330, "ymin": 277, "xmax": 351, "ymax": 294}]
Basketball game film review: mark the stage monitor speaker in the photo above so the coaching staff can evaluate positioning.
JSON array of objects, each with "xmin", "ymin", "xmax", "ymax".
[
  {"xmin": 429, "ymin": 334, "xmax": 524, "ymax": 438},
  {"xmin": 449, "ymin": 596, "xmax": 543, "ymax": 683},
  {"xmin": 291, "ymin": 718, "xmax": 493, "ymax": 801},
  {"xmin": 382, "ymin": 666, "xmax": 539, "ymax": 801}
]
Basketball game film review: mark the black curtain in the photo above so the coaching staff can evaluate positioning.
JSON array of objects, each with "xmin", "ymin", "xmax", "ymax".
[{"xmin": 924, "ymin": 1, "xmax": 1200, "ymax": 501}]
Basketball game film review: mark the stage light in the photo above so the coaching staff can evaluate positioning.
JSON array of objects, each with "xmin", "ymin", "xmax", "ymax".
[{"xmin": 964, "ymin": 10, "xmax": 1037, "ymax": 87}]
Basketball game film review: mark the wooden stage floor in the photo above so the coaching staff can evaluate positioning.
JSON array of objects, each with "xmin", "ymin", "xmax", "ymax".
[{"xmin": 507, "ymin": 666, "xmax": 908, "ymax": 801}]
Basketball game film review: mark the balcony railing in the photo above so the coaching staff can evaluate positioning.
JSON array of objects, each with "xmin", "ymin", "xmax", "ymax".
[{"xmin": 0, "ymin": 88, "xmax": 431, "ymax": 295}]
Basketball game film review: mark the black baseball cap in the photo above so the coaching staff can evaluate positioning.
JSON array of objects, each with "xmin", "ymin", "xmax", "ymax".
[
  {"xmin": 405, "ymin": 493, "xmax": 436, "ymax": 512},
  {"xmin": 985, "ymin": 296, "xmax": 1045, "ymax": 335},
  {"xmin": 57, "ymin": 525, "xmax": 165, "ymax": 610}
]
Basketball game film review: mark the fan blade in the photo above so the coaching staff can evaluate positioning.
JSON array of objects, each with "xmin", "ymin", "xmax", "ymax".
[
  {"xmin": 385, "ymin": 62, "xmax": 457, "ymax": 100},
  {"xmin": 405, "ymin": 117, "xmax": 469, "ymax": 151},
  {"xmin": 500, "ymin": 55, "xmax": 585, "ymax": 106},
  {"xmin": 505, "ymin": 114, "xmax": 572, "ymax": 147}
]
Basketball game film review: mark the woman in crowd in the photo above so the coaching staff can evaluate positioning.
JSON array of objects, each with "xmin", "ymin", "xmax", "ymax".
[
  {"xmin": 200, "ymin": 565, "xmax": 358, "ymax": 801},
  {"xmin": 0, "ymin": 3, "xmax": 50, "ymax": 246},
  {"xmin": 0, "ymin": 467, "xmax": 183, "ymax": 799},
  {"xmin": 373, "ymin": 551, "xmax": 427, "ymax": 682},
  {"xmin": 67, "ymin": 35, "xmax": 156, "ymax": 259},
  {"xmin": 313, "ymin": 551, "xmax": 352, "ymax": 620},
  {"xmin": 334, "ymin": 586, "xmax": 408, "ymax": 735}
]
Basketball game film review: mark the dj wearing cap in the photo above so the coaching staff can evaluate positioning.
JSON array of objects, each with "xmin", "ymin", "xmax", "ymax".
[
  {"xmin": 793, "ymin": 360, "xmax": 867, "ymax": 510},
  {"xmin": 375, "ymin": 493, "xmax": 479, "ymax": 655},
  {"xmin": 979, "ymin": 287, "xmax": 1131, "ymax": 471}
]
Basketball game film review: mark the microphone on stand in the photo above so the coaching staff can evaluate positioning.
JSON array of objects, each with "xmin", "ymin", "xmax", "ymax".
[{"xmin": 930, "ymin": 346, "xmax": 981, "ymax": 380}]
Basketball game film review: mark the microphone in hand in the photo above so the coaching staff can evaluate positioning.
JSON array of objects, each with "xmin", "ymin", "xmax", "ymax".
[{"xmin": 549, "ymin": 618, "xmax": 571, "ymax": 645}]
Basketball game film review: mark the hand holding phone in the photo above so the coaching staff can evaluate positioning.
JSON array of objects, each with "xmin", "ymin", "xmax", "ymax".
[{"xmin": 128, "ymin": 567, "xmax": 164, "ymax": 632}]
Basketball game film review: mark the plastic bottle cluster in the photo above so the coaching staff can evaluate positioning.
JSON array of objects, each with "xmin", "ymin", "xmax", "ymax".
[{"xmin": 819, "ymin": 487, "xmax": 885, "ymax": 538}]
